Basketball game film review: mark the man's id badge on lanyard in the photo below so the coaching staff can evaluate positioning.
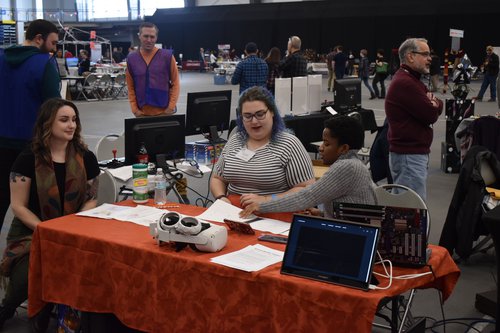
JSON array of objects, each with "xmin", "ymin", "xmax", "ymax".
[{"xmin": 236, "ymin": 148, "xmax": 255, "ymax": 162}]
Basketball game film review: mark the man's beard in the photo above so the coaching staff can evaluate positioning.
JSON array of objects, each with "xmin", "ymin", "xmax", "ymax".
[{"xmin": 39, "ymin": 41, "xmax": 55, "ymax": 54}]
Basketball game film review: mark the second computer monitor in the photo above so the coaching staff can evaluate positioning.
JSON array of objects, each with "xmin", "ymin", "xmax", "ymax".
[
  {"xmin": 124, "ymin": 115, "xmax": 185, "ymax": 165},
  {"xmin": 333, "ymin": 78, "xmax": 361, "ymax": 113},
  {"xmin": 185, "ymin": 90, "xmax": 232, "ymax": 139}
]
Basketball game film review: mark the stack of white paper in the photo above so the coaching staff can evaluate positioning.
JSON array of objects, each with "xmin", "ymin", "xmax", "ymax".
[
  {"xmin": 210, "ymin": 244, "xmax": 284, "ymax": 272},
  {"xmin": 76, "ymin": 204, "xmax": 167, "ymax": 227}
]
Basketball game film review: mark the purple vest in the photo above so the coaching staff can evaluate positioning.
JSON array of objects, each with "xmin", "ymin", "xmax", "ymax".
[{"xmin": 127, "ymin": 49, "xmax": 172, "ymax": 108}]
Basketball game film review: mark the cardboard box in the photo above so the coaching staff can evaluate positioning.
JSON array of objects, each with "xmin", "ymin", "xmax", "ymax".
[
  {"xmin": 312, "ymin": 159, "xmax": 329, "ymax": 179},
  {"xmin": 213, "ymin": 74, "xmax": 226, "ymax": 85},
  {"xmin": 185, "ymin": 141, "xmax": 225, "ymax": 165}
]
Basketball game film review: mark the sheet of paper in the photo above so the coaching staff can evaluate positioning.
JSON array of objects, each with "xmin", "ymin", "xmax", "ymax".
[
  {"xmin": 326, "ymin": 106, "xmax": 338, "ymax": 115},
  {"xmin": 196, "ymin": 199, "xmax": 258, "ymax": 223},
  {"xmin": 107, "ymin": 165, "xmax": 133, "ymax": 182},
  {"xmin": 76, "ymin": 203, "xmax": 133, "ymax": 219},
  {"xmin": 198, "ymin": 164, "xmax": 212, "ymax": 173},
  {"xmin": 76, "ymin": 204, "xmax": 169, "ymax": 227},
  {"xmin": 112, "ymin": 205, "xmax": 166, "ymax": 227},
  {"xmin": 210, "ymin": 244, "xmax": 284, "ymax": 272},
  {"xmin": 250, "ymin": 218, "xmax": 290, "ymax": 234}
]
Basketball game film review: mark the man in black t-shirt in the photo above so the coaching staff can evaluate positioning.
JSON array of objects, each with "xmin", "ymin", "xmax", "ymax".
[{"xmin": 333, "ymin": 45, "xmax": 348, "ymax": 79}]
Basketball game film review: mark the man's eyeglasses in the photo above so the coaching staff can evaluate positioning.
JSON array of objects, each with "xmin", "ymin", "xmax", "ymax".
[
  {"xmin": 412, "ymin": 51, "xmax": 431, "ymax": 57},
  {"xmin": 241, "ymin": 109, "xmax": 269, "ymax": 122}
]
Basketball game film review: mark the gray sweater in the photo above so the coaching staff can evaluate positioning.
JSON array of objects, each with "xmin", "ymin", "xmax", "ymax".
[{"xmin": 259, "ymin": 150, "xmax": 376, "ymax": 217}]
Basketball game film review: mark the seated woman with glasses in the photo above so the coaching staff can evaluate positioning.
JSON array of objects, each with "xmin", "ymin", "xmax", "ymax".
[
  {"xmin": 240, "ymin": 115, "xmax": 376, "ymax": 219},
  {"xmin": 210, "ymin": 86, "xmax": 315, "ymax": 216}
]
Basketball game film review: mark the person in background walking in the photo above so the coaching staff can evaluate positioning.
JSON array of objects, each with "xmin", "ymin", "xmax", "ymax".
[
  {"xmin": 474, "ymin": 45, "xmax": 499, "ymax": 102},
  {"xmin": 326, "ymin": 48, "xmax": 336, "ymax": 91},
  {"xmin": 359, "ymin": 49, "xmax": 376, "ymax": 99},
  {"xmin": 372, "ymin": 49, "xmax": 389, "ymax": 98}
]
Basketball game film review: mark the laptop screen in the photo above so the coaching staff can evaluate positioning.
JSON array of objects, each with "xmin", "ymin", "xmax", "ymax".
[
  {"xmin": 66, "ymin": 57, "xmax": 79, "ymax": 67},
  {"xmin": 281, "ymin": 214, "xmax": 380, "ymax": 290}
]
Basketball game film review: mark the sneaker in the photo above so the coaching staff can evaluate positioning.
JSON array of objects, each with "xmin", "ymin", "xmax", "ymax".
[
  {"xmin": 473, "ymin": 96, "xmax": 483, "ymax": 101},
  {"xmin": 488, "ymin": 98, "xmax": 496, "ymax": 102},
  {"xmin": 369, "ymin": 95, "xmax": 376, "ymax": 100}
]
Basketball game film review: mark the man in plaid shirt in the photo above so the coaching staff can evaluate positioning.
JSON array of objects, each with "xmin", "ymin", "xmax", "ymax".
[
  {"xmin": 279, "ymin": 36, "xmax": 307, "ymax": 78},
  {"xmin": 231, "ymin": 42, "xmax": 268, "ymax": 94}
]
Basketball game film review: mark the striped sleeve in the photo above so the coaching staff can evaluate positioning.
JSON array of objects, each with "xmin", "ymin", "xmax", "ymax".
[
  {"xmin": 259, "ymin": 153, "xmax": 375, "ymax": 215},
  {"xmin": 280, "ymin": 133, "xmax": 315, "ymax": 187}
]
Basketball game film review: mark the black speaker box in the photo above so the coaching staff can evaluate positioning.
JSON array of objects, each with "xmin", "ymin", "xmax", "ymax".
[
  {"xmin": 445, "ymin": 120, "xmax": 461, "ymax": 144},
  {"xmin": 445, "ymin": 99, "xmax": 475, "ymax": 121},
  {"xmin": 444, "ymin": 99, "xmax": 475, "ymax": 145},
  {"xmin": 441, "ymin": 142, "xmax": 460, "ymax": 173}
]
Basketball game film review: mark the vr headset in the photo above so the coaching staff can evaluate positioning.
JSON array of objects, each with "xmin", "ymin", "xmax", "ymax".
[{"xmin": 149, "ymin": 212, "xmax": 227, "ymax": 253}]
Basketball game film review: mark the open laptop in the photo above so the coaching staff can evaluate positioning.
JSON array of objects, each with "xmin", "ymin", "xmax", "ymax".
[
  {"xmin": 332, "ymin": 202, "xmax": 429, "ymax": 267},
  {"xmin": 281, "ymin": 214, "xmax": 380, "ymax": 291}
]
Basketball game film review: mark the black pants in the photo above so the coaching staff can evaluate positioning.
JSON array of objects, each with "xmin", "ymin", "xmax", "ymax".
[
  {"xmin": 0, "ymin": 146, "xmax": 24, "ymax": 232},
  {"xmin": 372, "ymin": 73, "xmax": 388, "ymax": 98}
]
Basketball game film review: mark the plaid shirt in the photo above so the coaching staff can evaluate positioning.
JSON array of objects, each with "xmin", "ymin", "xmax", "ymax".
[
  {"xmin": 279, "ymin": 51, "xmax": 308, "ymax": 78},
  {"xmin": 231, "ymin": 55, "xmax": 268, "ymax": 94}
]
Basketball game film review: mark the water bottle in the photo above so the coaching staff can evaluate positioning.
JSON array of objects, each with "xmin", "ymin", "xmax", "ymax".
[{"xmin": 154, "ymin": 168, "xmax": 167, "ymax": 206}]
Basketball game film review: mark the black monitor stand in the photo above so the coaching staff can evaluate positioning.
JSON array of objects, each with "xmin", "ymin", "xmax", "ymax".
[{"xmin": 194, "ymin": 125, "xmax": 227, "ymax": 144}]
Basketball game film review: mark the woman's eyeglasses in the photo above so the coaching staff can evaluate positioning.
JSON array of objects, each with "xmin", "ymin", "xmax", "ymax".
[{"xmin": 241, "ymin": 109, "xmax": 269, "ymax": 122}]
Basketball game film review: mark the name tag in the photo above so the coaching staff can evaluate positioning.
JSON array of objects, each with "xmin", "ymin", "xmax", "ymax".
[{"xmin": 236, "ymin": 148, "xmax": 255, "ymax": 162}]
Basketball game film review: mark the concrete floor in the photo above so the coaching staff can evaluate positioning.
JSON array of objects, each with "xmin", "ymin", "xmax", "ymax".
[{"xmin": 1, "ymin": 71, "xmax": 500, "ymax": 332}]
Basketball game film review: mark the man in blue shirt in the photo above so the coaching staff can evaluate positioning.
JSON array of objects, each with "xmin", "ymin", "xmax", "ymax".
[
  {"xmin": 231, "ymin": 42, "xmax": 268, "ymax": 94},
  {"xmin": 0, "ymin": 19, "xmax": 60, "ymax": 237}
]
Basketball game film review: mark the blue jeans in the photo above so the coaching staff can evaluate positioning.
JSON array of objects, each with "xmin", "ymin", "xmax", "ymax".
[
  {"xmin": 389, "ymin": 152, "xmax": 429, "ymax": 201},
  {"xmin": 361, "ymin": 77, "xmax": 375, "ymax": 96},
  {"xmin": 477, "ymin": 73, "xmax": 497, "ymax": 100}
]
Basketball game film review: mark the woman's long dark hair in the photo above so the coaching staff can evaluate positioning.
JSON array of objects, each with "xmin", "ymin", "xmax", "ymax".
[
  {"xmin": 32, "ymin": 98, "xmax": 87, "ymax": 166},
  {"xmin": 265, "ymin": 47, "xmax": 281, "ymax": 65}
]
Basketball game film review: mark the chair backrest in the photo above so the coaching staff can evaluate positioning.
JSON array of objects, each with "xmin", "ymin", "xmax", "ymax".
[
  {"xmin": 95, "ymin": 133, "xmax": 125, "ymax": 161},
  {"xmin": 374, "ymin": 184, "xmax": 430, "ymax": 236},
  {"xmin": 84, "ymin": 74, "xmax": 98, "ymax": 85},
  {"xmin": 97, "ymin": 169, "xmax": 118, "ymax": 205},
  {"xmin": 99, "ymin": 74, "xmax": 112, "ymax": 85},
  {"xmin": 227, "ymin": 126, "xmax": 238, "ymax": 140},
  {"xmin": 480, "ymin": 159, "xmax": 496, "ymax": 186},
  {"xmin": 114, "ymin": 73, "xmax": 126, "ymax": 85},
  {"xmin": 347, "ymin": 111, "xmax": 362, "ymax": 123}
]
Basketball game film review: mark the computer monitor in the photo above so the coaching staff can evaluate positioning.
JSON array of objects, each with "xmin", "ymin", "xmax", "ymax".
[
  {"xmin": 185, "ymin": 90, "xmax": 232, "ymax": 141},
  {"xmin": 66, "ymin": 57, "xmax": 79, "ymax": 67},
  {"xmin": 124, "ymin": 115, "xmax": 185, "ymax": 165},
  {"xmin": 333, "ymin": 78, "xmax": 361, "ymax": 113}
]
